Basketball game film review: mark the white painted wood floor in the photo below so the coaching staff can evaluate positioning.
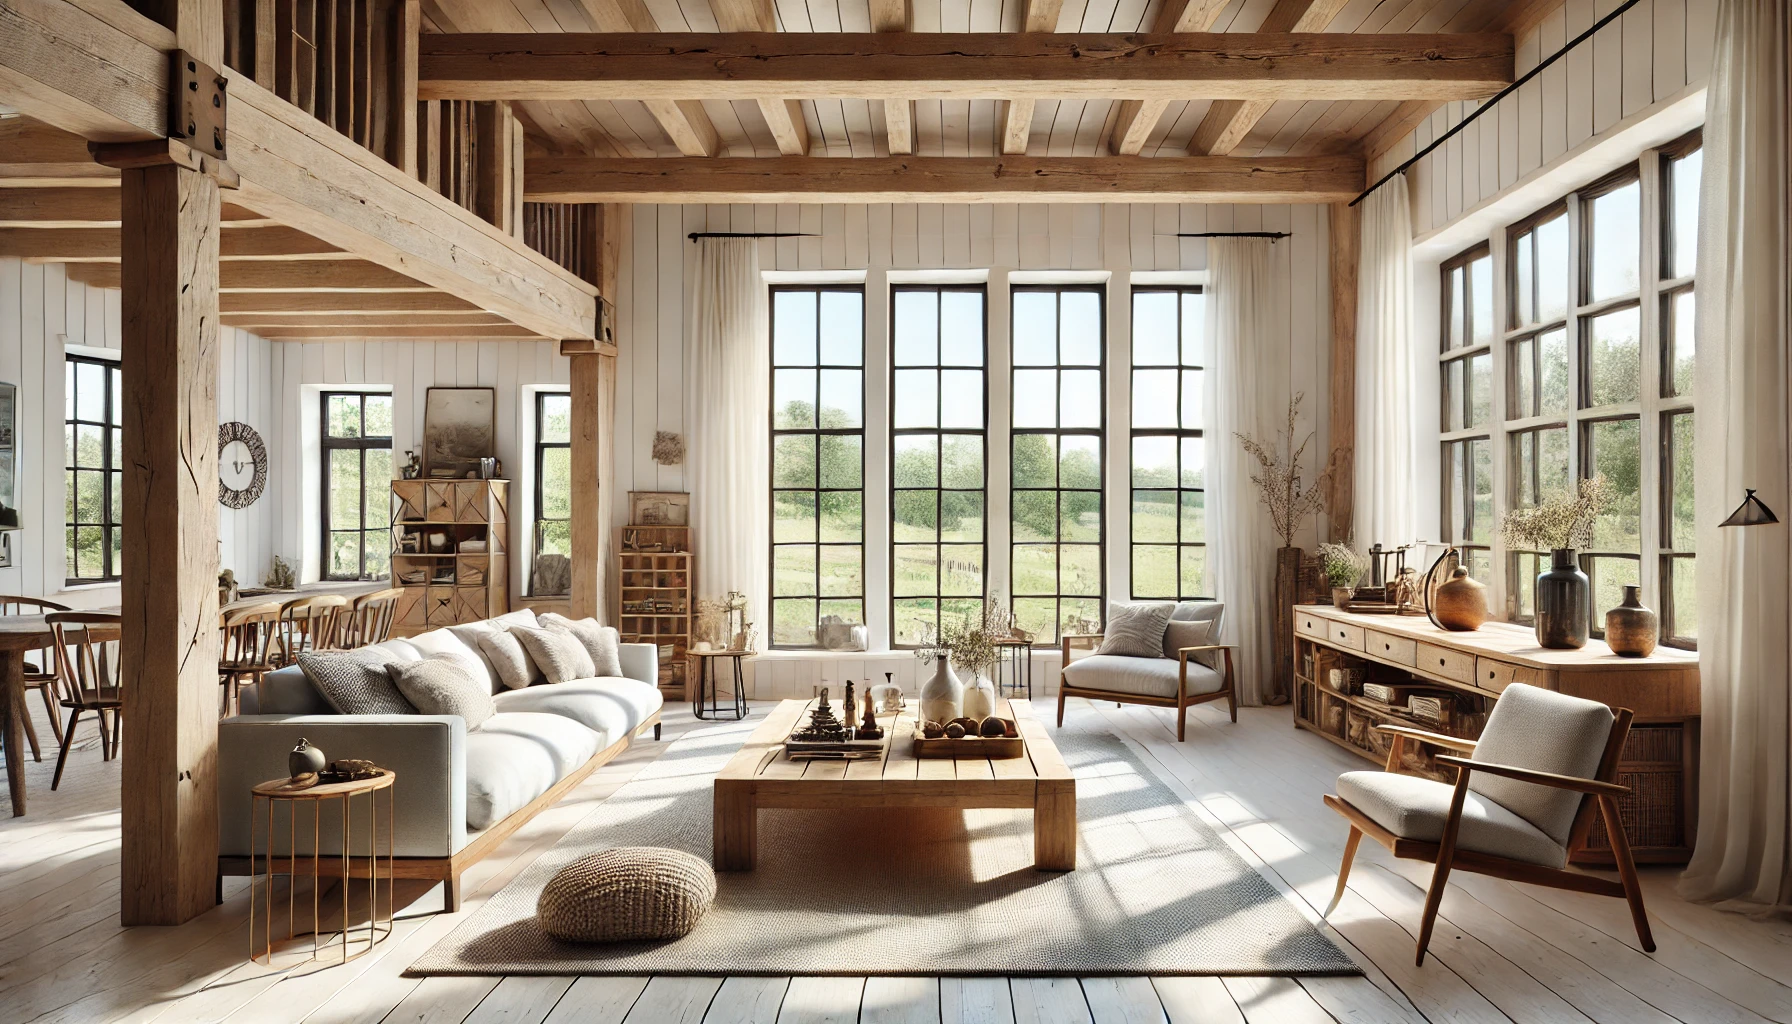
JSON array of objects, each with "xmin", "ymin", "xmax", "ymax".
[{"xmin": 5, "ymin": 693, "xmax": 1792, "ymax": 1024}]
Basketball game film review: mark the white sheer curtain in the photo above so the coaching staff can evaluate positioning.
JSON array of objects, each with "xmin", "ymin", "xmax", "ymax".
[
  {"xmin": 1679, "ymin": 0, "xmax": 1791, "ymax": 912},
  {"xmin": 1354, "ymin": 175, "xmax": 1416, "ymax": 548},
  {"xmin": 685, "ymin": 238, "xmax": 770, "ymax": 650},
  {"xmin": 1207, "ymin": 238, "xmax": 1289, "ymax": 706}
]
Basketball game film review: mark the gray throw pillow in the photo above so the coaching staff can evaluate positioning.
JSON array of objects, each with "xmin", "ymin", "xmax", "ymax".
[
  {"xmin": 298, "ymin": 651, "xmax": 417, "ymax": 716},
  {"xmin": 510, "ymin": 623, "xmax": 597, "ymax": 684},
  {"xmin": 1163, "ymin": 618, "xmax": 1218, "ymax": 668},
  {"xmin": 386, "ymin": 655, "xmax": 495, "ymax": 731},
  {"xmin": 1095, "ymin": 602, "xmax": 1175, "ymax": 658},
  {"xmin": 476, "ymin": 629, "xmax": 541, "ymax": 690},
  {"xmin": 540, "ymin": 613, "xmax": 624, "ymax": 677}
]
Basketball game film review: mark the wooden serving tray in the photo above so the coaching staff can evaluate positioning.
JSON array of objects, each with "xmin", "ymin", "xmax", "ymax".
[{"xmin": 911, "ymin": 728, "xmax": 1025, "ymax": 760}]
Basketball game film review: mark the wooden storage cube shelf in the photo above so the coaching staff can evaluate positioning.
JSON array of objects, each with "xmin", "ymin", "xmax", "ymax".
[
  {"xmin": 390, "ymin": 480, "xmax": 509, "ymax": 636},
  {"xmin": 616, "ymin": 526, "xmax": 694, "ymax": 694}
]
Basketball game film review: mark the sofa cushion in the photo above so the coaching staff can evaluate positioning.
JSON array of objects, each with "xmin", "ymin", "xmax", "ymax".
[
  {"xmin": 492, "ymin": 677, "xmax": 662, "ymax": 738},
  {"xmin": 464, "ymin": 712, "xmax": 604, "ymax": 831},
  {"xmin": 298, "ymin": 650, "xmax": 416, "ymax": 716},
  {"xmin": 388, "ymin": 655, "xmax": 496, "ymax": 731},
  {"xmin": 405, "ymin": 628, "xmax": 494, "ymax": 692},
  {"xmin": 477, "ymin": 629, "xmax": 542, "ymax": 690},
  {"xmin": 1060, "ymin": 653, "xmax": 1225, "ymax": 700},
  {"xmin": 511, "ymin": 623, "xmax": 597, "ymax": 684},
  {"xmin": 250, "ymin": 665, "xmax": 335, "ymax": 715},
  {"xmin": 540, "ymin": 614, "xmax": 624, "ymax": 677},
  {"xmin": 1096, "ymin": 602, "xmax": 1175, "ymax": 658},
  {"xmin": 1336, "ymin": 769, "xmax": 1568, "ymax": 868},
  {"xmin": 449, "ymin": 610, "xmax": 542, "ymax": 693}
]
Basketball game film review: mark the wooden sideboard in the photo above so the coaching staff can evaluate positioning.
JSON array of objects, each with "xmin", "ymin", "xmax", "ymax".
[{"xmin": 1292, "ymin": 604, "xmax": 1699, "ymax": 866}]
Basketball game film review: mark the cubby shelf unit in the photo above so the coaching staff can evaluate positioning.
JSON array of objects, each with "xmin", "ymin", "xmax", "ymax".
[{"xmin": 390, "ymin": 479, "xmax": 510, "ymax": 635}]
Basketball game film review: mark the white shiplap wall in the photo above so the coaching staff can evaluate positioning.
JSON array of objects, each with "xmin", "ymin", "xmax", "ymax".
[
  {"xmin": 0, "ymin": 259, "xmax": 274, "ymax": 608},
  {"xmin": 614, "ymin": 201, "xmax": 1335, "ymax": 696}
]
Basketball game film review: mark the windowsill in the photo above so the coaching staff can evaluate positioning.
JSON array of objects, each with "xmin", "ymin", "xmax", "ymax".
[{"xmin": 57, "ymin": 581, "xmax": 121, "ymax": 595}]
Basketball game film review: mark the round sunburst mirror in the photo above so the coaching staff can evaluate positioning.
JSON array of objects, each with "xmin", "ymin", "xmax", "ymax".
[{"xmin": 218, "ymin": 421, "xmax": 268, "ymax": 509}]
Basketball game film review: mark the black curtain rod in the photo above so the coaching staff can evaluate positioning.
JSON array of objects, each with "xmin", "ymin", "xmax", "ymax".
[
  {"xmin": 1177, "ymin": 231, "xmax": 1290, "ymax": 239},
  {"xmin": 688, "ymin": 231, "xmax": 818, "ymax": 241},
  {"xmin": 1350, "ymin": 0, "xmax": 1643, "ymax": 208}
]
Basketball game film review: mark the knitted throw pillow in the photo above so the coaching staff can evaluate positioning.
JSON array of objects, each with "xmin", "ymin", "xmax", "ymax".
[
  {"xmin": 540, "ymin": 613, "xmax": 624, "ymax": 677},
  {"xmin": 386, "ymin": 654, "xmax": 495, "ymax": 731},
  {"xmin": 477, "ymin": 629, "xmax": 541, "ymax": 690},
  {"xmin": 537, "ymin": 847, "xmax": 716, "ymax": 943},
  {"xmin": 298, "ymin": 650, "xmax": 416, "ymax": 716},
  {"xmin": 1095, "ymin": 601, "xmax": 1176, "ymax": 658},
  {"xmin": 510, "ymin": 623, "xmax": 597, "ymax": 683}
]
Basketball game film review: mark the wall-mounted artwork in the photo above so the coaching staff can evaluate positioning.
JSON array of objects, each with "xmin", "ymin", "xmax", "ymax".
[
  {"xmin": 423, "ymin": 387, "xmax": 496, "ymax": 479},
  {"xmin": 629, "ymin": 491, "xmax": 689, "ymax": 527}
]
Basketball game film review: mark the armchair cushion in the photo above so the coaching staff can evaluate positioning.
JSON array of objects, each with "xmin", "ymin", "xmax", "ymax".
[
  {"xmin": 1162, "ymin": 618, "xmax": 1215, "ymax": 661},
  {"xmin": 1469, "ymin": 683, "xmax": 1614, "ymax": 846},
  {"xmin": 1095, "ymin": 602, "xmax": 1176, "ymax": 658},
  {"xmin": 1061, "ymin": 653, "xmax": 1225, "ymax": 700},
  {"xmin": 1336, "ymin": 769, "xmax": 1567, "ymax": 867}
]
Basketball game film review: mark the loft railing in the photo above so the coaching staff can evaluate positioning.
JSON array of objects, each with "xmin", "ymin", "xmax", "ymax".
[{"xmin": 522, "ymin": 203, "xmax": 601, "ymax": 287}]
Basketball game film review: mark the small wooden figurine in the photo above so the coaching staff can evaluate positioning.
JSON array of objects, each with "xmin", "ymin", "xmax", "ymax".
[
  {"xmin": 842, "ymin": 680, "xmax": 858, "ymax": 730},
  {"xmin": 857, "ymin": 692, "xmax": 883, "ymax": 739}
]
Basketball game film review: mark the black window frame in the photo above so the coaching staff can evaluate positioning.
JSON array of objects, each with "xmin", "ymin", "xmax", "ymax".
[
  {"xmin": 1128, "ymin": 285, "xmax": 1210, "ymax": 601},
  {"xmin": 64, "ymin": 353, "xmax": 123, "ymax": 585},
  {"xmin": 320, "ymin": 390, "xmax": 394, "ymax": 582},
  {"xmin": 889, "ymin": 283, "xmax": 989, "ymax": 648},
  {"xmin": 532, "ymin": 390, "xmax": 572, "ymax": 596}
]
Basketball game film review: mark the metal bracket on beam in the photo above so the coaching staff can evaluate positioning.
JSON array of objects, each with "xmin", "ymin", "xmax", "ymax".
[{"xmin": 171, "ymin": 50, "xmax": 228, "ymax": 161}]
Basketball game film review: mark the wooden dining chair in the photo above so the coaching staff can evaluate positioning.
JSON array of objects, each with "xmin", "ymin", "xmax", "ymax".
[
  {"xmin": 270, "ymin": 595, "xmax": 350, "ymax": 665},
  {"xmin": 334, "ymin": 588, "xmax": 404, "ymax": 649},
  {"xmin": 0, "ymin": 595, "xmax": 72, "ymax": 762},
  {"xmin": 1322, "ymin": 683, "xmax": 1650, "ymax": 966},
  {"xmin": 46, "ymin": 611, "xmax": 123, "ymax": 791},
  {"xmin": 218, "ymin": 601, "xmax": 281, "ymax": 717}
]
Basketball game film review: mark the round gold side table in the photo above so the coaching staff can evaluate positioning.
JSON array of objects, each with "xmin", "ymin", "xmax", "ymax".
[{"xmin": 249, "ymin": 769, "xmax": 395, "ymax": 966}]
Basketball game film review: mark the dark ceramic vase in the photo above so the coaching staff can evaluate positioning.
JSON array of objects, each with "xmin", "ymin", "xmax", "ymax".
[
  {"xmin": 289, "ymin": 737, "xmax": 327, "ymax": 778},
  {"xmin": 1535, "ymin": 548, "xmax": 1589, "ymax": 649},
  {"xmin": 1604, "ymin": 584, "xmax": 1658, "ymax": 657}
]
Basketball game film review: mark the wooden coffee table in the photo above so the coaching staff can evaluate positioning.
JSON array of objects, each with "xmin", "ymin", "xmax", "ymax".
[{"xmin": 712, "ymin": 697, "xmax": 1076, "ymax": 872}]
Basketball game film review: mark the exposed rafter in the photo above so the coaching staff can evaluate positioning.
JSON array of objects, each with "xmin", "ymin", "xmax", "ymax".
[
  {"xmin": 1000, "ymin": 0, "xmax": 1065, "ymax": 156},
  {"xmin": 417, "ymin": 32, "xmax": 1516, "ymax": 102},
  {"xmin": 704, "ymin": 0, "xmax": 810, "ymax": 156},
  {"xmin": 0, "ymin": 225, "xmax": 346, "ymax": 261},
  {"xmin": 65, "ymin": 260, "xmax": 433, "ymax": 291},
  {"xmin": 1108, "ymin": 0, "xmax": 1231, "ymax": 156},
  {"xmin": 1186, "ymin": 0, "xmax": 1352, "ymax": 156},
  {"xmin": 525, "ymin": 154, "xmax": 1364, "ymax": 203},
  {"xmin": 871, "ymin": 0, "xmax": 912, "ymax": 156}
]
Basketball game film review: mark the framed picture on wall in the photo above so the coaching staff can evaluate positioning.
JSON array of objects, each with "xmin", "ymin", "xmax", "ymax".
[
  {"xmin": 422, "ymin": 387, "xmax": 496, "ymax": 479},
  {"xmin": 629, "ymin": 491, "xmax": 689, "ymax": 527}
]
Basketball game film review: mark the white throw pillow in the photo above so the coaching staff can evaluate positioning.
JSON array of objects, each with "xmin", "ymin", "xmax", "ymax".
[
  {"xmin": 476, "ymin": 629, "xmax": 543, "ymax": 690},
  {"xmin": 387, "ymin": 654, "xmax": 495, "ymax": 730},
  {"xmin": 1096, "ymin": 602, "xmax": 1175, "ymax": 658},
  {"xmin": 510, "ymin": 623, "xmax": 597, "ymax": 684},
  {"xmin": 539, "ymin": 613, "xmax": 624, "ymax": 677}
]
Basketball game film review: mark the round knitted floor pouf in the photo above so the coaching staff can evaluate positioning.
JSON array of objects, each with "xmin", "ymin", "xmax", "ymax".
[{"xmin": 537, "ymin": 847, "xmax": 717, "ymax": 942}]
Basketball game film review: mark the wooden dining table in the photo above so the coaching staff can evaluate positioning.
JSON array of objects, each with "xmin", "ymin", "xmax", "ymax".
[{"xmin": 1, "ymin": 613, "xmax": 122, "ymax": 816}]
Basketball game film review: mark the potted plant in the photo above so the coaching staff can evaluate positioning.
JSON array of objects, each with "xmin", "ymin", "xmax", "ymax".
[
  {"xmin": 1500, "ymin": 476, "xmax": 1616, "ymax": 649},
  {"xmin": 1316, "ymin": 542, "xmax": 1367, "ymax": 609}
]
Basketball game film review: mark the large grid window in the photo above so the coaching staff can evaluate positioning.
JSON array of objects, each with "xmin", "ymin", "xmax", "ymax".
[
  {"xmin": 1446, "ymin": 129, "xmax": 1699, "ymax": 648},
  {"xmin": 891, "ymin": 285, "xmax": 987, "ymax": 646},
  {"xmin": 65, "ymin": 355, "xmax": 122, "ymax": 583},
  {"xmin": 1130, "ymin": 287, "xmax": 1209, "ymax": 600},
  {"xmin": 533, "ymin": 392, "xmax": 572, "ymax": 596},
  {"xmin": 1010, "ymin": 285, "xmax": 1103, "ymax": 644},
  {"xmin": 322, "ymin": 392, "xmax": 394, "ymax": 581},
  {"xmin": 770, "ymin": 285, "xmax": 866, "ymax": 648}
]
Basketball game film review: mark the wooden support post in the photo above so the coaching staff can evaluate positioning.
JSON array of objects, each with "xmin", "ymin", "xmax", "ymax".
[
  {"xmin": 1328, "ymin": 200, "xmax": 1358, "ymax": 543},
  {"xmin": 394, "ymin": 0, "xmax": 419, "ymax": 175},
  {"xmin": 118, "ymin": 160, "xmax": 222, "ymax": 926},
  {"xmin": 562, "ymin": 203, "xmax": 621, "ymax": 620},
  {"xmin": 475, "ymin": 101, "xmax": 517, "ymax": 234}
]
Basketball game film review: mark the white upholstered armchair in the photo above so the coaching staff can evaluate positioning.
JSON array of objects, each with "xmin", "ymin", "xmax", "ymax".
[{"xmin": 1056, "ymin": 600, "xmax": 1236, "ymax": 741}]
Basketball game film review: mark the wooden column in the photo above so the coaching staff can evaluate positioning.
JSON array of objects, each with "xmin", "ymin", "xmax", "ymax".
[
  {"xmin": 1328, "ymin": 200, "xmax": 1359, "ymax": 543},
  {"xmin": 475, "ymin": 101, "xmax": 516, "ymax": 234},
  {"xmin": 563, "ymin": 203, "xmax": 622, "ymax": 621},
  {"xmin": 394, "ymin": 0, "xmax": 420, "ymax": 175},
  {"xmin": 118, "ymin": 160, "xmax": 223, "ymax": 926}
]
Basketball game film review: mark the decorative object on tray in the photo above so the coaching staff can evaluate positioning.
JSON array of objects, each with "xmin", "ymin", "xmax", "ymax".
[
  {"xmin": 857, "ymin": 693, "xmax": 883, "ymax": 740},
  {"xmin": 790, "ymin": 688, "xmax": 847, "ymax": 743},
  {"xmin": 842, "ymin": 681, "xmax": 858, "ymax": 731},
  {"xmin": 288, "ymin": 737, "xmax": 327, "ymax": 780},
  {"xmin": 1604, "ymin": 585, "xmax": 1658, "ymax": 657},
  {"xmin": 319, "ymin": 758, "xmax": 383, "ymax": 784},
  {"xmin": 915, "ymin": 597, "xmax": 1011, "ymax": 721},
  {"xmin": 1501, "ymin": 476, "xmax": 1615, "ymax": 649},
  {"xmin": 918, "ymin": 654, "xmax": 963, "ymax": 726},
  {"xmin": 423, "ymin": 386, "xmax": 497, "ymax": 479},
  {"xmin": 1316, "ymin": 542, "xmax": 1366, "ymax": 609},
  {"xmin": 651, "ymin": 431, "xmax": 686, "ymax": 466},
  {"xmin": 912, "ymin": 713, "xmax": 1023, "ymax": 758},
  {"xmin": 785, "ymin": 688, "xmax": 886, "ymax": 756},
  {"xmin": 629, "ymin": 490, "xmax": 690, "ymax": 526}
]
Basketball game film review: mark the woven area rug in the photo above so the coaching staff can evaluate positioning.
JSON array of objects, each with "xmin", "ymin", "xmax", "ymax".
[{"xmin": 407, "ymin": 714, "xmax": 1358, "ymax": 976}]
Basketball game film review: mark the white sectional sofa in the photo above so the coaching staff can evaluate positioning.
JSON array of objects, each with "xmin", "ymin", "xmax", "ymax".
[{"xmin": 216, "ymin": 609, "xmax": 663, "ymax": 910}]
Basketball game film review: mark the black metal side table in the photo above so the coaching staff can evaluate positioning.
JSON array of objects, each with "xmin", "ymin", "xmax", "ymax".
[
  {"xmin": 993, "ymin": 638, "xmax": 1034, "ymax": 698},
  {"xmin": 688, "ymin": 649, "xmax": 751, "ymax": 720}
]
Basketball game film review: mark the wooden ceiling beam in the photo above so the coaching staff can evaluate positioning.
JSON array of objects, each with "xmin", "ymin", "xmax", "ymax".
[
  {"xmin": 1186, "ymin": 0, "xmax": 1352, "ymax": 156},
  {"xmin": 1000, "ymin": 0, "xmax": 1066, "ymax": 156},
  {"xmin": 219, "ymin": 292, "xmax": 484, "ymax": 313},
  {"xmin": 701, "ymin": 0, "xmax": 811, "ymax": 157},
  {"xmin": 1108, "ymin": 0, "xmax": 1230, "ymax": 156},
  {"xmin": 565, "ymin": 0, "xmax": 722, "ymax": 156},
  {"xmin": 252, "ymin": 326, "xmax": 544, "ymax": 339},
  {"xmin": 419, "ymin": 32, "xmax": 1513, "ymax": 103},
  {"xmin": 870, "ymin": 0, "xmax": 912, "ymax": 156},
  {"xmin": 221, "ymin": 312, "xmax": 513, "ymax": 328},
  {"xmin": 65, "ymin": 260, "xmax": 434, "ymax": 292},
  {"xmin": 0, "ymin": 188, "xmax": 266, "ymax": 227},
  {"xmin": 0, "ymin": 117, "xmax": 117, "ymax": 185},
  {"xmin": 526, "ymin": 153, "xmax": 1364, "ymax": 203},
  {"xmin": 0, "ymin": 226, "xmax": 346, "ymax": 261}
]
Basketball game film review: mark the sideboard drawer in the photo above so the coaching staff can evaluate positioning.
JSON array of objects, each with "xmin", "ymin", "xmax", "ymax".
[
  {"xmin": 1477, "ymin": 658, "xmax": 1518, "ymax": 693},
  {"xmin": 1416, "ymin": 642, "xmax": 1474, "ymax": 684},
  {"xmin": 1326, "ymin": 621, "xmax": 1365, "ymax": 651},
  {"xmin": 1365, "ymin": 630, "xmax": 1417, "ymax": 666},
  {"xmin": 1295, "ymin": 612, "xmax": 1329, "ymax": 640}
]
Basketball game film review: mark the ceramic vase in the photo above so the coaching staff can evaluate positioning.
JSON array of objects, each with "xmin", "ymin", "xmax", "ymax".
[
  {"xmin": 1330, "ymin": 586, "xmax": 1354, "ymax": 610},
  {"xmin": 960, "ymin": 669, "xmax": 996, "ymax": 720},
  {"xmin": 919, "ymin": 658, "xmax": 963, "ymax": 726},
  {"xmin": 1604, "ymin": 585, "xmax": 1658, "ymax": 657},
  {"xmin": 1433, "ymin": 566, "xmax": 1489, "ymax": 631},
  {"xmin": 289, "ymin": 737, "xmax": 326, "ymax": 778},
  {"xmin": 1535, "ymin": 548, "xmax": 1590, "ymax": 649}
]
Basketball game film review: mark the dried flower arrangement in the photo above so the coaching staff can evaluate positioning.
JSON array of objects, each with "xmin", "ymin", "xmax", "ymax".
[
  {"xmin": 1500, "ymin": 476, "xmax": 1616, "ymax": 551},
  {"xmin": 1315, "ymin": 542, "xmax": 1368, "ymax": 589},
  {"xmin": 651, "ymin": 431, "xmax": 685, "ymax": 466},
  {"xmin": 1236, "ymin": 392, "xmax": 1343, "ymax": 547},
  {"xmin": 914, "ymin": 596, "xmax": 1013, "ymax": 680},
  {"xmin": 695, "ymin": 598, "xmax": 729, "ymax": 647}
]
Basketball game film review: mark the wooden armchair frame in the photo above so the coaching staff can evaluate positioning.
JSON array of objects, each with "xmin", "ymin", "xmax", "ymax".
[
  {"xmin": 1056, "ymin": 632, "xmax": 1238, "ymax": 741},
  {"xmin": 1323, "ymin": 713, "xmax": 1653, "ymax": 966}
]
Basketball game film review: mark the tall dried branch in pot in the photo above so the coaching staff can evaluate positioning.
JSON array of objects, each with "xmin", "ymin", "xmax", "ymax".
[{"xmin": 1235, "ymin": 393, "xmax": 1342, "ymax": 547}]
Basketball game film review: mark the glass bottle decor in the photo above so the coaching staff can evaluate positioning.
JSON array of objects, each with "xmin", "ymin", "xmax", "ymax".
[{"xmin": 961, "ymin": 667, "xmax": 996, "ymax": 721}]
